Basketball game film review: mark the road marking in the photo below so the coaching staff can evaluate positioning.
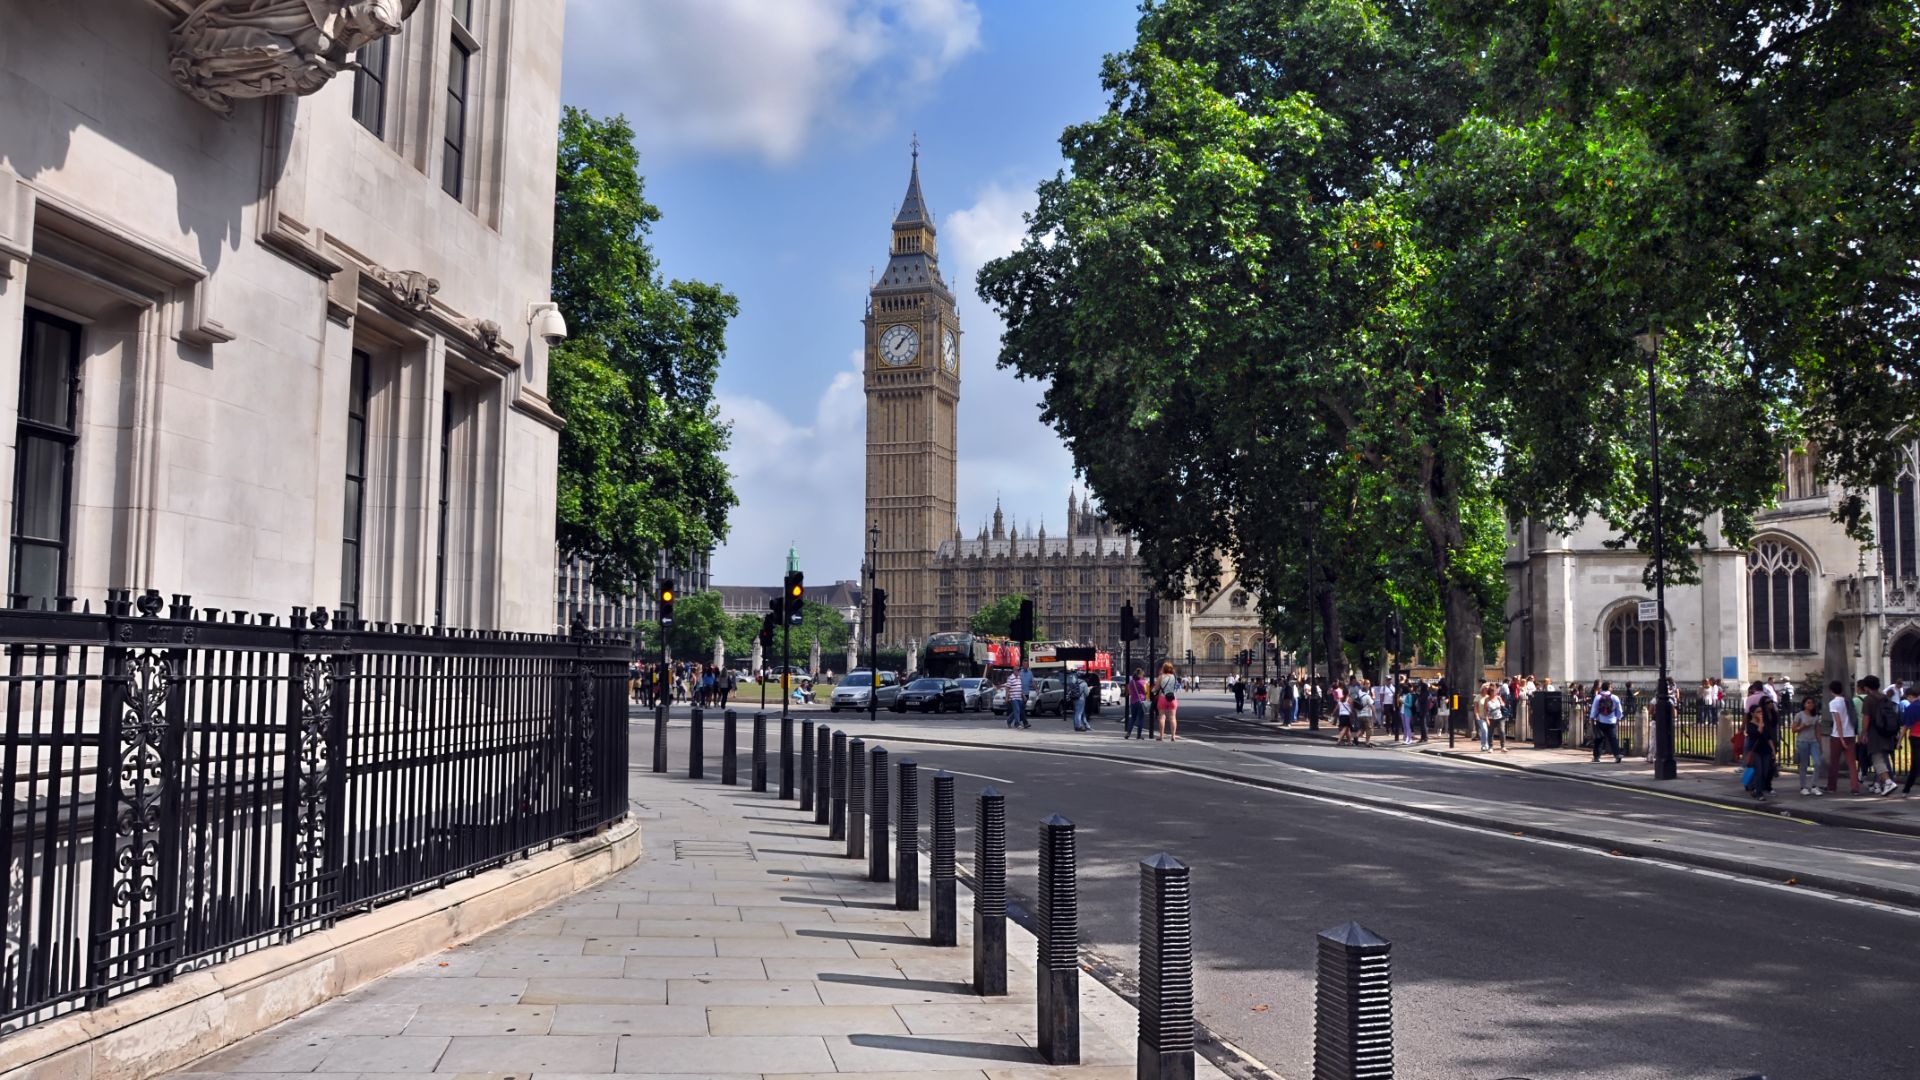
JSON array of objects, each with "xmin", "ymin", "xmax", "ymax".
[{"xmin": 939, "ymin": 768, "xmax": 1015, "ymax": 785}]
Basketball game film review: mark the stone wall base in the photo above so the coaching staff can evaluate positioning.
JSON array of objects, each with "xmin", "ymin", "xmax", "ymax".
[{"xmin": 0, "ymin": 818, "xmax": 641, "ymax": 1080}]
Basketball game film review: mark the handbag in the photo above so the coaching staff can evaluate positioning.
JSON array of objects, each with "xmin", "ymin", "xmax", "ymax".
[{"xmin": 1740, "ymin": 765, "xmax": 1756, "ymax": 790}]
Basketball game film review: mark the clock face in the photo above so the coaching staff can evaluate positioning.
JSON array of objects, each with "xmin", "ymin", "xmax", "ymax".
[
  {"xmin": 941, "ymin": 329, "xmax": 958, "ymax": 374},
  {"xmin": 879, "ymin": 324, "xmax": 919, "ymax": 366}
]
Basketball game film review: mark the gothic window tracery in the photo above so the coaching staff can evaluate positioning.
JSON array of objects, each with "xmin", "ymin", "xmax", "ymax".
[
  {"xmin": 1748, "ymin": 539, "xmax": 1812, "ymax": 652},
  {"xmin": 1604, "ymin": 605, "xmax": 1666, "ymax": 669}
]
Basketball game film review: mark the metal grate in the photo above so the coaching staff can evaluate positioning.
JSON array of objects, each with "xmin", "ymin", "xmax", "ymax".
[{"xmin": 672, "ymin": 840, "xmax": 755, "ymax": 860}]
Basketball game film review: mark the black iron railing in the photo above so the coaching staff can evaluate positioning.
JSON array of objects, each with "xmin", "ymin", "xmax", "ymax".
[{"xmin": 1, "ymin": 589, "xmax": 629, "ymax": 1034}]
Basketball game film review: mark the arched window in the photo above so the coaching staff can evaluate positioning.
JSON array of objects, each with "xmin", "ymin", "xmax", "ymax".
[
  {"xmin": 1604, "ymin": 605, "xmax": 1664, "ymax": 669},
  {"xmin": 1879, "ymin": 465, "xmax": 1918, "ymax": 581},
  {"xmin": 1748, "ymin": 540, "xmax": 1812, "ymax": 652},
  {"xmin": 1205, "ymin": 634, "xmax": 1226, "ymax": 662}
]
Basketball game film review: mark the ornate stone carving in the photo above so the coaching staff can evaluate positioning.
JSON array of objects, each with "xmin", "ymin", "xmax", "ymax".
[
  {"xmin": 459, "ymin": 317, "xmax": 508, "ymax": 355},
  {"xmin": 170, "ymin": 0, "xmax": 424, "ymax": 116},
  {"xmin": 366, "ymin": 266, "xmax": 439, "ymax": 311}
]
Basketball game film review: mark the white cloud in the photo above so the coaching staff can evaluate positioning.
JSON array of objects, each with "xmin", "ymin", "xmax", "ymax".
[
  {"xmin": 944, "ymin": 182, "xmax": 1032, "ymax": 269},
  {"xmin": 564, "ymin": 0, "xmax": 982, "ymax": 162}
]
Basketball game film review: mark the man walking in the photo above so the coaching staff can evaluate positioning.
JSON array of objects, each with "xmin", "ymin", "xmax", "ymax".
[
  {"xmin": 1903, "ymin": 684, "xmax": 1920, "ymax": 795},
  {"xmin": 1231, "ymin": 674, "xmax": 1247, "ymax": 713},
  {"xmin": 1590, "ymin": 680, "xmax": 1623, "ymax": 762},
  {"xmin": 1067, "ymin": 670, "xmax": 1090, "ymax": 732},
  {"xmin": 1004, "ymin": 664, "xmax": 1031, "ymax": 730},
  {"xmin": 1859, "ymin": 675, "xmax": 1902, "ymax": 795}
]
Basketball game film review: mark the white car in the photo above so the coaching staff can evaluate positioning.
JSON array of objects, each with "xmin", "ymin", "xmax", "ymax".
[{"xmin": 1099, "ymin": 679, "xmax": 1123, "ymax": 707}]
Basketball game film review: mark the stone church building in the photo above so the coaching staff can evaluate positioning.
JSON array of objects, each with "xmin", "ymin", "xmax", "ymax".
[
  {"xmin": 860, "ymin": 153, "xmax": 1262, "ymax": 668},
  {"xmin": 1, "ymin": 0, "xmax": 567, "ymax": 629},
  {"xmin": 1506, "ymin": 445, "xmax": 1919, "ymax": 691}
]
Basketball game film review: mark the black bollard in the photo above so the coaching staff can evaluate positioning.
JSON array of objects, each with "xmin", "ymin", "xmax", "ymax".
[
  {"xmin": 1138, "ymin": 854, "xmax": 1195, "ymax": 1080},
  {"xmin": 868, "ymin": 745, "xmax": 890, "ymax": 883},
  {"xmin": 930, "ymin": 771, "xmax": 956, "ymax": 945},
  {"xmin": 652, "ymin": 704, "xmax": 667, "ymax": 773},
  {"xmin": 1035, "ymin": 814, "xmax": 1079, "ymax": 1065},
  {"xmin": 815, "ymin": 727, "xmax": 832, "ymax": 825},
  {"xmin": 780, "ymin": 715, "xmax": 795, "ymax": 800},
  {"xmin": 688, "ymin": 707, "xmax": 705, "ymax": 780},
  {"xmin": 722, "ymin": 710, "xmax": 738, "ymax": 786},
  {"xmin": 973, "ymin": 787, "xmax": 1007, "ymax": 995},
  {"xmin": 800, "ymin": 720, "xmax": 816, "ymax": 812},
  {"xmin": 846, "ymin": 737, "xmax": 867, "ymax": 860},
  {"xmin": 895, "ymin": 759, "xmax": 920, "ymax": 911},
  {"xmin": 830, "ymin": 731, "xmax": 848, "ymax": 839},
  {"xmin": 1313, "ymin": 922, "xmax": 1393, "ymax": 1080},
  {"xmin": 751, "ymin": 713, "xmax": 768, "ymax": 792}
]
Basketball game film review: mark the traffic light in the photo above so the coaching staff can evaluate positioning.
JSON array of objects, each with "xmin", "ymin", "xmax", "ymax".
[
  {"xmin": 758, "ymin": 610, "xmax": 776, "ymax": 651},
  {"xmin": 1143, "ymin": 596, "xmax": 1160, "ymax": 639},
  {"xmin": 1119, "ymin": 603, "xmax": 1138, "ymax": 643},
  {"xmin": 871, "ymin": 587, "xmax": 888, "ymax": 637},
  {"xmin": 1185, "ymin": 648, "xmax": 1195, "ymax": 666},
  {"xmin": 784, "ymin": 571, "xmax": 804, "ymax": 625},
  {"xmin": 658, "ymin": 579, "xmax": 675, "ymax": 626}
]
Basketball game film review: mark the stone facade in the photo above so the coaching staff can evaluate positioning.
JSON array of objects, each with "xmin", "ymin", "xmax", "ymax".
[
  {"xmin": 0, "ymin": 0, "xmax": 568, "ymax": 629},
  {"xmin": 1506, "ymin": 445, "xmax": 1920, "ymax": 690}
]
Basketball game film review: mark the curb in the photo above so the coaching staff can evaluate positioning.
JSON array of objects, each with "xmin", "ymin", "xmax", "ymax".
[
  {"xmin": 864, "ymin": 730, "xmax": 1920, "ymax": 911},
  {"xmin": 1416, "ymin": 746, "xmax": 1920, "ymax": 840}
]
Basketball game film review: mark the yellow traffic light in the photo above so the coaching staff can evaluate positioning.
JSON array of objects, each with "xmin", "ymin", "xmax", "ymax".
[{"xmin": 661, "ymin": 588, "xmax": 674, "ymax": 603}]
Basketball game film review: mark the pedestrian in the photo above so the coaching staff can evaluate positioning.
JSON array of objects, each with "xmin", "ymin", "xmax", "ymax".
[
  {"xmin": 721, "ymin": 668, "xmax": 735, "ymax": 708},
  {"xmin": 1742, "ymin": 681, "xmax": 1778, "ymax": 800},
  {"xmin": 1252, "ymin": 677, "xmax": 1269, "ymax": 719},
  {"xmin": 1792, "ymin": 693, "xmax": 1824, "ymax": 796},
  {"xmin": 1474, "ymin": 683, "xmax": 1496, "ymax": 751},
  {"xmin": 1067, "ymin": 669, "xmax": 1090, "ymax": 732},
  {"xmin": 1825, "ymin": 679, "xmax": 1861, "ymax": 795},
  {"xmin": 1590, "ymin": 680, "xmax": 1623, "ymax": 762},
  {"xmin": 1004, "ymin": 664, "xmax": 1030, "ymax": 730},
  {"xmin": 1400, "ymin": 682, "xmax": 1415, "ymax": 744},
  {"xmin": 1125, "ymin": 666, "xmax": 1149, "ymax": 740},
  {"xmin": 1902, "ymin": 684, "xmax": 1920, "ymax": 796},
  {"xmin": 1858, "ymin": 675, "xmax": 1902, "ymax": 795},
  {"xmin": 1700, "ymin": 677, "xmax": 1720, "ymax": 732},
  {"xmin": 1232, "ymin": 674, "xmax": 1246, "ymax": 713},
  {"xmin": 1351, "ymin": 678, "xmax": 1374, "ymax": 745},
  {"xmin": 1156, "ymin": 662, "xmax": 1181, "ymax": 741},
  {"xmin": 1334, "ymin": 681, "xmax": 1353, "ymax": 744}
]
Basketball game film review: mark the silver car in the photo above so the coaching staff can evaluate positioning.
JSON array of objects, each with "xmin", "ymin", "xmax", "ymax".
[
  {"xmin": 830, "ymin": 670, "xmax": 901, "ymax": 711},
  {"xmin": 956, "ymin": 677, "xmax": 994, "ymax": 712}
]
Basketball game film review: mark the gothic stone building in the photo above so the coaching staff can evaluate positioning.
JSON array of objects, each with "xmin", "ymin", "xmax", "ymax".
[
  {"xmin": 1507, "ymin": 445, "xmax": 1920, "ymax": 691},
  {"xmin": 1, "ymin": 0, "xmax": 568, "ymax": 629}
]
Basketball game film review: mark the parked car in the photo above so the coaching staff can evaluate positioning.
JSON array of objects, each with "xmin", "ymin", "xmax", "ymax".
[
  {"xmin": 1099, "ymin": 679, "xmax": 1123, "ymax": 707},
  {"xmin": 956, "ymin": 677, "xmax": 994, "ymax": 712},
  {"xmin": 830, "ymin": 670, "xmax": 901, "ymax": 711},
  {"xmin": 892, "ymin": 677, "xmax": 967, "ymax": 714},
  {"xmin": 1029, "ymin": 677, "xmax": 1067, "ymax": 716}
]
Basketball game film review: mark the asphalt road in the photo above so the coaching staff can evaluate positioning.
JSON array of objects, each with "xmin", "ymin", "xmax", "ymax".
[{"xmin": 629, "ymin": 705, "xmax": 1920, "ymax": 1080}]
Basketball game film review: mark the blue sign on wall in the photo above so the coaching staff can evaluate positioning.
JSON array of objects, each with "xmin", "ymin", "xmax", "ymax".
[{"xmin": 1722, "ymin": 656, "xmax": 1739, "ymax": 680}]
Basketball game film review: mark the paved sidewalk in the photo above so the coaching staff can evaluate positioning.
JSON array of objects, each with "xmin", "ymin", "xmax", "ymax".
[
  {"xmin": 161, "ymin": 763, "xmax": 1212, "ymax": 1080},
  {"xmin": 823, "ymin": 713, "xmax": 1920, "ymax": 909}
]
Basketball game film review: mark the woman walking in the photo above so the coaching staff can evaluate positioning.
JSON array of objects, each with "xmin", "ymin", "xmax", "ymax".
[
  {"xmin": 1793, "ymin": 694, "xmax": 1825, "ymax": 796},
  {"xmin": 1156, "ymin": 662, "xmax": 1181, "ymax": 742},
  {"xmin": 1476, "ymin": 682, "xmax": 1498, "ymax": 751}
]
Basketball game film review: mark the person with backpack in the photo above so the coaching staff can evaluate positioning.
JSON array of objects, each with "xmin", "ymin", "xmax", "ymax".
[
  {"xmin": 1590, "ymin": 680, "xmax": 1624, "ymax": 762},
  {"xmin": 1825, "ymin": 680, "xmax": 1862, "ymax": 795},
  {"xmin": 1066, "ymin": 668, "xmax": 1090, "ymax": 732},
  {"xmin": 1858, "ymin": 675, "xmax": 1902, "ymax": 795},
  {"xmin": 1252, "ymin": 677, "xmax": 1269, "ymax": 719},
  {"xmin": 1155, "ymin": 662, "xmax": 1181, "ymax": 741},
  {"xmin": 1792, "ymin": 694, "xmax": 1825, "ymax": 796},
  {"xmin": 1742, "ymin": 681, "xmax": 1779, "ymax": 800}
]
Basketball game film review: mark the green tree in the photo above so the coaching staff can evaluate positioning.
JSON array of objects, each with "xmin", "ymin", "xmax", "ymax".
[
  {"xmin": 550, "ymin": 107, "xmax": 738, "ymax": 595},
  {"xmin": 660, "ymin": 590, "xmax": 731, "ymax": 659},
  {"xmin": 969, "ymin": 593, "xmax": 1043, "ymax": 640}
]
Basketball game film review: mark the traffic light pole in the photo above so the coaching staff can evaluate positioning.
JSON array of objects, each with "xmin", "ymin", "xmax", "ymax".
[{"xmin": 782, "ymin": 613, "xmax": 791, "ymax": 733}]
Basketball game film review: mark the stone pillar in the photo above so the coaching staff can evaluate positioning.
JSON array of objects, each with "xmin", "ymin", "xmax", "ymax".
[{"xmin": 908, "ymin": 637, "xmax": 920, "ymax": 677}]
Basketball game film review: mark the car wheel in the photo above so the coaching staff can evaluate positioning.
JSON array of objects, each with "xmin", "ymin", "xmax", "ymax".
[{"xmin": 934, "ymin": 700, "xmax": 943, "ymax": 714}]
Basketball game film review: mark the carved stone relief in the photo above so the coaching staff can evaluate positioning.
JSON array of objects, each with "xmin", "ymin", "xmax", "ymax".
[{"xmin": 170, "ymin": 0, "xmax": 424, "ymax": 115}]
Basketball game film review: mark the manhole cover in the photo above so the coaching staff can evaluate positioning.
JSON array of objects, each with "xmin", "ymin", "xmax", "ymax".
[{"xmin": 673, "ymin": 840, "xmax": 756, "ymax": 860}]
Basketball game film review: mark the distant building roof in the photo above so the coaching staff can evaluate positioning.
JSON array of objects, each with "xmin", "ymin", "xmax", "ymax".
[{"xmin": 935, "ymin": 536, "xmax": 1133, "ymax": 560}]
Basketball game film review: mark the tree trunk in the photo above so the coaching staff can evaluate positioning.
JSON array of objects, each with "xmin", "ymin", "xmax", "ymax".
[
  {"xmin": 1317, "ymin": 585, "xmax": 1345, "ymax": 683},
  {"xmin": 1411, "ymin": 455, "xmax": 1485, "ymax": 701}
]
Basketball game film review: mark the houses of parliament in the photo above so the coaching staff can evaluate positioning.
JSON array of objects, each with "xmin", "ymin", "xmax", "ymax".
[{"xmin": 862, "ymin": 151, "xmax": 1261, "ymax": 668}]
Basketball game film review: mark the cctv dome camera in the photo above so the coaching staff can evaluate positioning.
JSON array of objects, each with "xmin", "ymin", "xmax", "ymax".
[{"xmin": 531, "ymin": 303, "xmax": 568, "ymax": 346}]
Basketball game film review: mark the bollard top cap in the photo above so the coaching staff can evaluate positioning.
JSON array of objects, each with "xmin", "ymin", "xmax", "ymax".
[
  {"xmin": 870, "ymin": 744, "xmax": 886, "ymax": 754},
  {"xmin": 979, "ymin": 785, "xmax": 1001, "ymax": 798},
  {"xmin": 933, "ymin": 769, "xmax": 952, "ymax": 780},
  {"xmin": 1318, "ymin": 921, "xmax": 1389, "ymax": 949},
  {"xmin": 900, "ymin": 757, "xmax": 916, "ymax": 767},
  {"xmin": 1141, "ymin": 852, "xmax": 1187, "ymax": 873},
  {"xmin": 1041, "ymin": 812, "xmax": 1074, "ymax": 828}
]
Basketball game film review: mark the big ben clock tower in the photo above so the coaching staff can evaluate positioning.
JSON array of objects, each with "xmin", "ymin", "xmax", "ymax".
[{"xmin": 865, "ymin": 145, "xmax": 959, "ymax": 647}]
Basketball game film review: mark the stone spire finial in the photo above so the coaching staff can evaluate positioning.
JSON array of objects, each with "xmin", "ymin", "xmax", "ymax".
[{"xmin": 992, "ymin": 499, "xmax": 1005, "ymax": 540}]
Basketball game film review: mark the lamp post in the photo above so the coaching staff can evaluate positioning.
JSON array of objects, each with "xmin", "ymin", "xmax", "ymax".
[
  {"xmin": 868, "ymin": 521, "xmax": 881, "ymax": 725},
  {"xmin": 1300, "ymin": 500, "xmax": 1322, "ymax": 731},
  {"xmin": 1637, "ymin": 329, "xmax": 1676, "ymax": 781}
]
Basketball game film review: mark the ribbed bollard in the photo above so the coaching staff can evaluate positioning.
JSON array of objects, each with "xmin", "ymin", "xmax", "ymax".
[
  {"xmin": 930, "ymin": 771, "xmax": 956, "ymax": 945},
  {"xmin": 1035, "ymin": 814, "xmax": 1079, "ymax": 1065},
  {"xmin": 973, "ymin": 787, "xmax": 1007, "ymax": 994},
  {"xmin": 688, "ymin": 707, "xmax": 705, "ymax": 780},
  {"xmin": 652, "ymin": 704, "xmax": 668, "ymax": 773},
  {"xmin": 895, "ymin": 759, "xmax": 920, "ymax": 911},
  {"xmin": 815, "ymin": 728, "xmax": 833, "ymax": 826},
  {"xmin": 830, "ymin": 731, "xmax": 848, "ymax": 840},
  {"xmin": 751, "ymin": 713, "xmax": 768, "ymax": 792},
  {"xmin": 722, "ymin": 709, "xmax": 739, "ymax": 785},
  {"xmin": 1313, "ymin": 923, "xmax": 1393, "ymax": 1080},
  {"xmin": 846, "ymin": 737, "xmax": 867, "ymax": 860},
  {"xmin": 780, "ymin": 715, "xmax": 796, "ymax": 800},
  {"xmin": 867, "ymin": 745, "xmax": 890, "ymax": 882},
  {"xmin": 1139, "ymin": 855, "xmax": 1195, "ymax": 1080},
  {"xmin": 800, "ymin": 720, "xmax": 816, "ymax": 812}
]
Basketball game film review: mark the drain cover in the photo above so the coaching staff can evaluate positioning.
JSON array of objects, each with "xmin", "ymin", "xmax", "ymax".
[{"xmin": 673, "ymin": 840, "xmax": 756, "ymax": 860}]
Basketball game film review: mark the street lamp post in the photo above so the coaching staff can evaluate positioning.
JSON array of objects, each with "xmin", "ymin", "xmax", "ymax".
[
  {"xmin": 868, "ymin": 522, "xmax": 881, "ymax": 725},
  {"xmin": 1637, "ymin": 330, "xmax": 1676, "ymax": 781}
]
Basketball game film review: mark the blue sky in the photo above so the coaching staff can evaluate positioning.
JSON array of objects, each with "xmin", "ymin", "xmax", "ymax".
[{"xmin": 561, "ymin": 0, "xmax": 1143, "ymax": 586}]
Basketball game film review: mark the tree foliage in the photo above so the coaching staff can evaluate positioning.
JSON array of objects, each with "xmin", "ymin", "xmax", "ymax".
[
  {"xmin": 969, "ymin": 593, "xmax": 1043, "ymax": 640},
  {"xmin": 550, "ymin": 107, "xmax": 738, "ymax": 594},
  {"xmin": 979, "ymin": 0, "xmax": 1919, "ymax": 688}
]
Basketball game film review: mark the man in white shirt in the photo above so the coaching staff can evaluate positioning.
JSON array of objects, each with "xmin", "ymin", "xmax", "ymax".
[{"xmin": 1826, "ymin": 679, "xmax": 1860, "ymax": 794}]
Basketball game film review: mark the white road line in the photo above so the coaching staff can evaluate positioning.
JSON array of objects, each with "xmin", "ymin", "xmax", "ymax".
[{"xmin": 939, "ymin": 768, "xmax": 1016, "ymax": 785}]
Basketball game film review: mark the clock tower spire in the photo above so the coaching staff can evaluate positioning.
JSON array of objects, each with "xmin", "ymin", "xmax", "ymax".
[{"xmin": 864, "ymin": 145, "xmax": 960, "ymax": 648}]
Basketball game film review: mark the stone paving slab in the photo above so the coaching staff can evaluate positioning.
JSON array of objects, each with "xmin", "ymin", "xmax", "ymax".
[{"xmin": 158, "ymin": 767, "xmax": 1224, "ymax": 1080}]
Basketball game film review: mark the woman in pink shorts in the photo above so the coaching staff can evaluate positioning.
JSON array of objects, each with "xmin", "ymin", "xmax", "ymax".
[{"xmin": 1155, "ymin": 661, "xmax": 1181, "ymax": 741}]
